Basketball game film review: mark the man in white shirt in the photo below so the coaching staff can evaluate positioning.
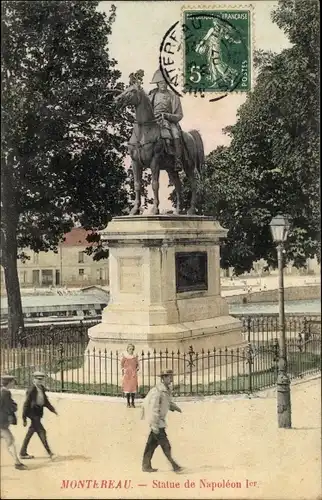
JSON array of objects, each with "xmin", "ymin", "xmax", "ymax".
[{"xmin": 141, "ymin": 369, "xmax": 183, "ymax": 472}]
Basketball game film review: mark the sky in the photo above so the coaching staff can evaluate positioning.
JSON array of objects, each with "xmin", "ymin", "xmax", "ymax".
[{"xmin": 98, "ymin": 1, "xmax": 290, "ymax": 209}]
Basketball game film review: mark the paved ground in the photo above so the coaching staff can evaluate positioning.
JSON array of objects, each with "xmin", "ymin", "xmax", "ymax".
[{"xmin": 1, "ymin": 377, "xmax": 321, "ymax": 500}]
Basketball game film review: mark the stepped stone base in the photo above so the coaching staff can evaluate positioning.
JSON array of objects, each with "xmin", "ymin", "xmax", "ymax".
[{"xmin": 87, "ymin": 216, "xmax": 245, "ymax": 375}]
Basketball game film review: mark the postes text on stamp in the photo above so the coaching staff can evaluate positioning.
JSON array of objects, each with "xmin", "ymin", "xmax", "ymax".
[{"xmin": 183, "ymin": 9, "xmax": 251, "ymax": 94}]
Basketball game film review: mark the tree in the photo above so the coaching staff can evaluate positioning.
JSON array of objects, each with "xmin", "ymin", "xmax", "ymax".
[
  {"xmin": 177, "ymin": 0, "xmax": 319, "ymax": 275},
  {"xmin": 1, "ymin": 1, "xmax": 132, "ymax": 344}
]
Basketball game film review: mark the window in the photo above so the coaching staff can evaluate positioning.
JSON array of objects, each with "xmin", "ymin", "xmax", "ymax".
[
  {"xmin": 79, "ymin": 269, "xmax": 84, "ymax": 277},
  {"xmin": 32, "ymin": 270, "xmax": 40, "ymax": 285},
  {"xmin": 55, "ymin": 270, "xmax": 60, "ymax": 285},
  {"xmin": 42, "ymin": 269, "xmax": 53, "ymax": 285},
  {"xmin": 19, "ymin": 271, "xmax": 27, "ymax": 284},
  {"xmin": 33, "ymin": 253, "xmax": 39, "ymax": 264},
  {"xmin": 78, "ymin": 251, "xmax": 84, "ymax": 263}
]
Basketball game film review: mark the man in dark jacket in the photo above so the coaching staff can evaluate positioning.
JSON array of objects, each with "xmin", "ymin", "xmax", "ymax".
[
  {"xmin": 20, "ymin": 371, "xmax": 58, "ymax": 459},
  {"xmin": 0, "ymin": 375, "xmax": 27, "ymax": 470}
]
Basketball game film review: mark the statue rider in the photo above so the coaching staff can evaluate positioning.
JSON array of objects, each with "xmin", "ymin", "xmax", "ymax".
[{"xmin": 149, "ymin": 69, "xmax": 183, "ymax": 172}]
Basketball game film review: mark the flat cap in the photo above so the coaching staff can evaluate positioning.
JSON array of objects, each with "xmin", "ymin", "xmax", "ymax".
[
  {"xmin": 33, "ymin": 371, "xmax": 45, "ymax": 378},
  {"xmin": 159, "ymin": 369, "xmax": 174, "ymax": 377},
  {"xmin": 1, "ymin": 374, "xmax": 15, "ymax": 381}
]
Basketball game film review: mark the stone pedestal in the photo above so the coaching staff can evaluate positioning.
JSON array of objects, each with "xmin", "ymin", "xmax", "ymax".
[{"xmin": 88, "ymin": 216, "xmax": 243, "ymax": 356}]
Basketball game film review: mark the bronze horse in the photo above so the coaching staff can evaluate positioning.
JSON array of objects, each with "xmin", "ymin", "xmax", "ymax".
[{"xmin": 115, "ymin": 84, "xmax": 205, "ymax": 215}]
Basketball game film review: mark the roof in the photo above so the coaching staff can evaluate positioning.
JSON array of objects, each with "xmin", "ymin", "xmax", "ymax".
[
  {"xmin": 60, "ymin": 228, "xmax": 94, "ymax": 247},
  {"xmin": 79, "ymin": 286, "xmax": 110, "ymax": 302},
  {"xmin": 0, "ymin": 293, "xmax": 108, "ymax": 312}
]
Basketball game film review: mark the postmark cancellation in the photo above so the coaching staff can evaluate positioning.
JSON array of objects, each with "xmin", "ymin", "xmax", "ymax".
[{"xmin": 160, "ymin": 5, "xmax": 253, "ymax": 98}]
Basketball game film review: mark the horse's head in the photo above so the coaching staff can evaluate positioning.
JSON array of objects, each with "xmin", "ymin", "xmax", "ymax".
[
  {"xmin": 115, "ymin": 84, "xmax": 155, "ymax": 122},
  {"xmin": 115, "ymin": 84, "xmax": 142, "ymax": 109}
]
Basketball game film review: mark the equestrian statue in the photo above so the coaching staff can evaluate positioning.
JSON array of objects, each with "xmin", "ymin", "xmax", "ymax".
[{"xmin": 115, "ymin": 69, "xmax": 205, "ymax": 215}]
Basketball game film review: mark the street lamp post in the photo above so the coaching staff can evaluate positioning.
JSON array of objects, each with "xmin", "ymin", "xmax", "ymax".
[{"xmin": 270, "ymin": 215, "xmax": 292, "ymax": 429}]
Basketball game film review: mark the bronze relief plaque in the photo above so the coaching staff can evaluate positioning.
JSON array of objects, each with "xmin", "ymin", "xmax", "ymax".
[{"xmin": 175, "ymin": 251, "xmax": 208, "ymax": 292}]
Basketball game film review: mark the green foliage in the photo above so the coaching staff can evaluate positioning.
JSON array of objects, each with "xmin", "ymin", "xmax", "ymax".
[
  {"xmin": 129, "ymin": 69, "xmax": 145, "ymax": 86},
  {"xmin": 177, "ymin": 0, "xmax": 320, "ymax": 274},
  {"xmin": 1, "ymin": 1, "xmax": 132, "ymax": 252},
  {"xmin": 1, "ymin": 1, "xmax": 134, "ymax": 338}
]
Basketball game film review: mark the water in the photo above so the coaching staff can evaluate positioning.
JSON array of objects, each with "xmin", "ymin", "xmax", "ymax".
[{"xmin": 229, "ymin": 299, "xmax": 321, "ymax": 315}]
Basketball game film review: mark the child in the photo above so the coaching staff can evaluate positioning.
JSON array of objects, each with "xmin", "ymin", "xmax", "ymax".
[{"xmin": 121, "ymin": 344, "xmax": 139, "ymax": 408}]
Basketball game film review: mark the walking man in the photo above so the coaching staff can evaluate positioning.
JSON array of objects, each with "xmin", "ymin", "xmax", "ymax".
[
  {"xmin": 0, "ymin": 375, "xmax": 27, "ymax": 470},
  {"xmin": 20, "ymin": 371, "xmax": 57, "ymax": 459},
  {"xmin": 141, "ymin": 369, "xmax": 183, "ymax": 473}
]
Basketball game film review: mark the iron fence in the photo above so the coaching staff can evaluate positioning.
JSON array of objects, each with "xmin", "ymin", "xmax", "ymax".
[
  {"xmin": 1, "ymin": 314, "xmax": 320, "ymax": 349},
  {"xmin": 0, "ymin": 315, "xmax": 320, "ymax": 397},
  {"xmin": 0, "ymin": 320, "xmax": 98, "ymax": 348}
]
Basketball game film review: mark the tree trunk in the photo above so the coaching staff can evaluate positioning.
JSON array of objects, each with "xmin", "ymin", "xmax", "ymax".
[
  {"xmin": 1, "ymin": 152, "xmax": 24, "ymax": 347},
  {"xmin": 3, "ymin": 248, "xmax": 24, "ymax": 347}
]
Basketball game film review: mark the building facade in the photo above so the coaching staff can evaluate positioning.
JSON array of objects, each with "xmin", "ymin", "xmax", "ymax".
[
  {"xmin": 1, "ymin": 228, "xmax": 109, "ymax": 288},
  {"xmin": 220, "ymin": 257, "xmax": 320, "ymax": 278}
]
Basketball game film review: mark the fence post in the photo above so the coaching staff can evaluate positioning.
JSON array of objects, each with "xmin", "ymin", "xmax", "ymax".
[
  {"xmin": 147, "ymin": 350, "xmax": 151, "ymax": 393},
  {"xmin": 59, "ymin": 342, "xmax": 64, "ymax": 392},
  {"xmin": 273, "ymin": 337, "xmax": 280, "ymax": 379},
  {"xmin": 188, "ymin": 345, "xmax": 194, "ymax": 395},
  {"xmin": 19, "ymin": 344, "xmax": 26, "ymax": 381},
  {"xmin": 79, "ymin": 320, "xmax": 85, "ymax": 349},
  {"xmin": 303, "ymin": 317, "xmax": 309, "ymax": 352},
  {"xmin": 246, "ymin": 342, "xmax": 253, "ymax": 394},
  {"xmin": 247, "ymin": 316, "xmax": 252, "ymax": 343},
  {"xmin": 297, "ymin": 330, "xmax": 303, "ymax": 353},
  {"xmin": 141, "ymin": 350, "xmax": 145, "ymax": 397}
]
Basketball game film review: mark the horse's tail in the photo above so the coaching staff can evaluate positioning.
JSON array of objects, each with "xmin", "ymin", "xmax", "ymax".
[{"xmin": 189, "ymin": 129, "xmax": 205, "ymax": 176}]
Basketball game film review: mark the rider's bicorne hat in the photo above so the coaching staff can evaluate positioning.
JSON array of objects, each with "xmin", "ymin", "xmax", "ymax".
[{"xmin": 150, "ymin": 69, "xmax": 167, "ymax": 85}]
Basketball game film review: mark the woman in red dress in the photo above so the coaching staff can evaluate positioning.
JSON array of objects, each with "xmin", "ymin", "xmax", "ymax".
[{"xmin": 121, "ymin": 344, "xmax": 139, "ymax": 408}]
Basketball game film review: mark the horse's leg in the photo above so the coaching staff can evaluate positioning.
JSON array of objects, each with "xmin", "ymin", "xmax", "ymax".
[
  {"xmin": 182, "ymin": 133, "xmax": 198, "ymax": 216},
  {"xmin": 130, "ymin": 160, "xmax": 142, "ymax": 215},
  {"xmin": 187, "ymin": 167, "xmax": 197, "ymax": 215},
  {"xmin": 168, "ymin": 168, "xmax": 181, "ymax": 215},
  {"xmin": 150, "ymin": 156, "xmax": 160, "ymax": 215}
]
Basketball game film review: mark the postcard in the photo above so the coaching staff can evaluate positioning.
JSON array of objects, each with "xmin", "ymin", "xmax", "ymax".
[{"xmin": 1, "ymin": 1, "xmax": 320, "ymax": 499}]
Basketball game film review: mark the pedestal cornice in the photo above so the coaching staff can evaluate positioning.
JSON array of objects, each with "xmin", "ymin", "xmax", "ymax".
[{"xmin": 100, "ymin": 215, "xmax": 228, "ymax": 243}]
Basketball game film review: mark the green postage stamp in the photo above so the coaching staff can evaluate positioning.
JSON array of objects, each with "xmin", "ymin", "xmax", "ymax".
[{"xmin": 183, "ymin": 9, "xmax": 252, "ymax": 93}]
